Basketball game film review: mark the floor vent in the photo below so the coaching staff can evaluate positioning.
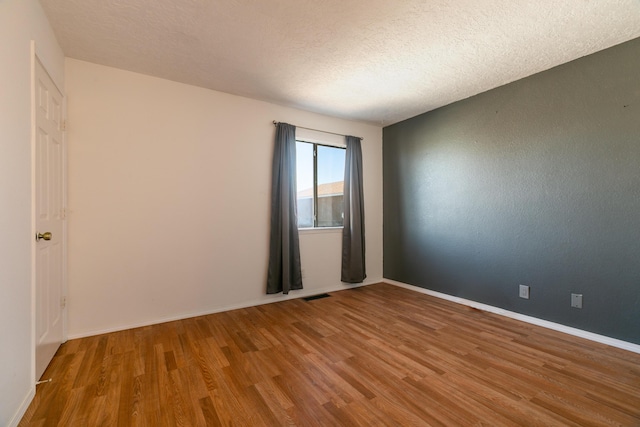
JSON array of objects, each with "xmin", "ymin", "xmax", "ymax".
[{"xmin": 303, "ymin": 293, "xmax": 331, "ymax": 301}]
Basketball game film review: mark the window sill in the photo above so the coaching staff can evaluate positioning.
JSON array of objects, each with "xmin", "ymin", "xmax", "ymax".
[{"xmin": 298, "ymin": 227, "xmax": 343, "ymax": 235}]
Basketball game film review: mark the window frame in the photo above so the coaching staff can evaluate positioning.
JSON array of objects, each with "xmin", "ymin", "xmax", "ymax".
[{"xmin": 296, "ymin": 138, "xmax": 346, "ymax": 230}]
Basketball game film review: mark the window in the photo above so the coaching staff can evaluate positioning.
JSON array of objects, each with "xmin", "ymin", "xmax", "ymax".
[{"xmin": 296, "ymin": 141, "xmax": 346, "ymax": 228}]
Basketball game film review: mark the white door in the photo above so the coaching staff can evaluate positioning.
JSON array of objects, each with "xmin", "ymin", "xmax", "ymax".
[{"xmin": 35, "ymin": 58, "xmax": 65, "ymax": 380}]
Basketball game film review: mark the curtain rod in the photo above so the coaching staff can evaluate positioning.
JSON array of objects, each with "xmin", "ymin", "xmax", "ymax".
[{"xmin": 272, "ymin": 121, "xmax": 363, "ymax": 140}]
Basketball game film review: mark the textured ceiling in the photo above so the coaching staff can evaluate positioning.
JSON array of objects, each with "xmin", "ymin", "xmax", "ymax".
[{"xmin": 40, "ymin": 0, "xmax": 640, "ymax": 125}]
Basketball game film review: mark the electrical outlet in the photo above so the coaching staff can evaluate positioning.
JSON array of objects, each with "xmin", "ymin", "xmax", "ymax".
[
  {"xmin": 571, "ymin": 293, "xmax": 583, "ymax": 309},
  {"xmin": 519, "ymin": 285, "xmax": 530, "ymax": 299}
]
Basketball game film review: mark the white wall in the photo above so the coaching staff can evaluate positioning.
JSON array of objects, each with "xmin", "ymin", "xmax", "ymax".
[
  {"xmin": 65, "ymin": 59, "xmax": 383, "ymax": 338},
  {"xmin": 0, "ymin": 0, "xmax": 64, "ymax": 425}
]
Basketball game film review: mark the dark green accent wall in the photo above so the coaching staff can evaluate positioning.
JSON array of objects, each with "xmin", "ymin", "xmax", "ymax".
[{"xmin": 383, "ymin": 38, "xmax": 640, "ymax": 344}]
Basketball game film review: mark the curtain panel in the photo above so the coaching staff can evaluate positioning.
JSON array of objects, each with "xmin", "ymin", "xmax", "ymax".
[
  {"xmin": 267, "ymin": 122, "xmax": 303, "ymax": 294},
  {"xmin": 341, "ymin": 136, "xmax": 366, "ymax": 283}
]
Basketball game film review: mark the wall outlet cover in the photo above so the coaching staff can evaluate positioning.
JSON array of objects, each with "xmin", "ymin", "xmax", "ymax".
[
  {"xmin": 519, "ymin": 285, "xmax": 530, "ymax": 299},
  {"xmin": 571, "ymin": 293, "xmax": 583, "ymax": 309}
]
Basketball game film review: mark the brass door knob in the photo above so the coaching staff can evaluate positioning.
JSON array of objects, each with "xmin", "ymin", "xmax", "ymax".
[{"xmin": 36, "ymin": 232, "xmax": 52, "ymax": 241}]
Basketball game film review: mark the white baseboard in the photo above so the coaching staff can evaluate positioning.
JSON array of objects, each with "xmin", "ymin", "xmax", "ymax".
[
  {"xmin": 67, "ymin": 280, "xmax": 374, "ymax": 340},
  {"xmin": 9, "ymin": 387, "xmax": 35, "ymax": 427},
  {"xmin": 384, "ymin": 278, "xmax": 640, "ymax": 355}
]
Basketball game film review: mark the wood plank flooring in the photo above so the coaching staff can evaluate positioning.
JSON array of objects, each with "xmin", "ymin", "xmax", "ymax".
[{"xmin": 20, "ymin": 283, "xmax": 640, "ymax": 426}]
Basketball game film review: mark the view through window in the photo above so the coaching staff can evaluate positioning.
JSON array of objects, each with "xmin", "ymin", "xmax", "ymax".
[{"xmin": 296, "ymin": 141, "xmax": 346, "ymax": 228}]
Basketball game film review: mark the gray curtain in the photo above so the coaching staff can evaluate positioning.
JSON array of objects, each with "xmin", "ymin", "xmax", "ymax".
[
  {"xmin": 341, "ymin": 136, "xmax": 366, "ymax": 283},
  {"xmin": 267, "ymin": 122, "xmax": 303, "ymax": 294}
]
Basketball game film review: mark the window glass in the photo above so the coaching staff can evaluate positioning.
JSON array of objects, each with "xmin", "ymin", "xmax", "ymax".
[
  {"xmin": 296, "ymin": 141, "xmax": 314, "ymax": 228},
  {"xmin": 295, "ymin": 141, "xmax": 345, "ymax": 228},
  {"xmin": 317, "ymin": 145, "xmax": 345, "ymax": 227}
]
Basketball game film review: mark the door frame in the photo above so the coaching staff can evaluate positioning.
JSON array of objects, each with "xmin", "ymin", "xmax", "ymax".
[{"xmin": 30, "ymin": 41, "xmax": 68, "ymax": 384}]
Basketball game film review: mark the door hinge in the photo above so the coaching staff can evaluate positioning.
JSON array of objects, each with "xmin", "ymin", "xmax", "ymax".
[
  {"xmin": 61, "ymin": 296, "xmax": 67, "ymax": 309},
  {"xmin": 61, "ymin": 207, "xmax": 69, "ymax": 219},
  {"xmin": 61, "ymin": 120, "xmax": 67, "ymax": 131}
]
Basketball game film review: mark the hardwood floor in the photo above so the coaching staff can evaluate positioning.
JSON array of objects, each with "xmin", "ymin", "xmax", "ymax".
[{"xmin": 20, "ymin": 283, "xmax": 640, "ymax": 426}]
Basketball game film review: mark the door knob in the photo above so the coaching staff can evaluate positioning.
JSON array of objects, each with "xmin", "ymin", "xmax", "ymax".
[{"xmin": 36, "ymin": 232, "xmax": 52, "ymax": 241}]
